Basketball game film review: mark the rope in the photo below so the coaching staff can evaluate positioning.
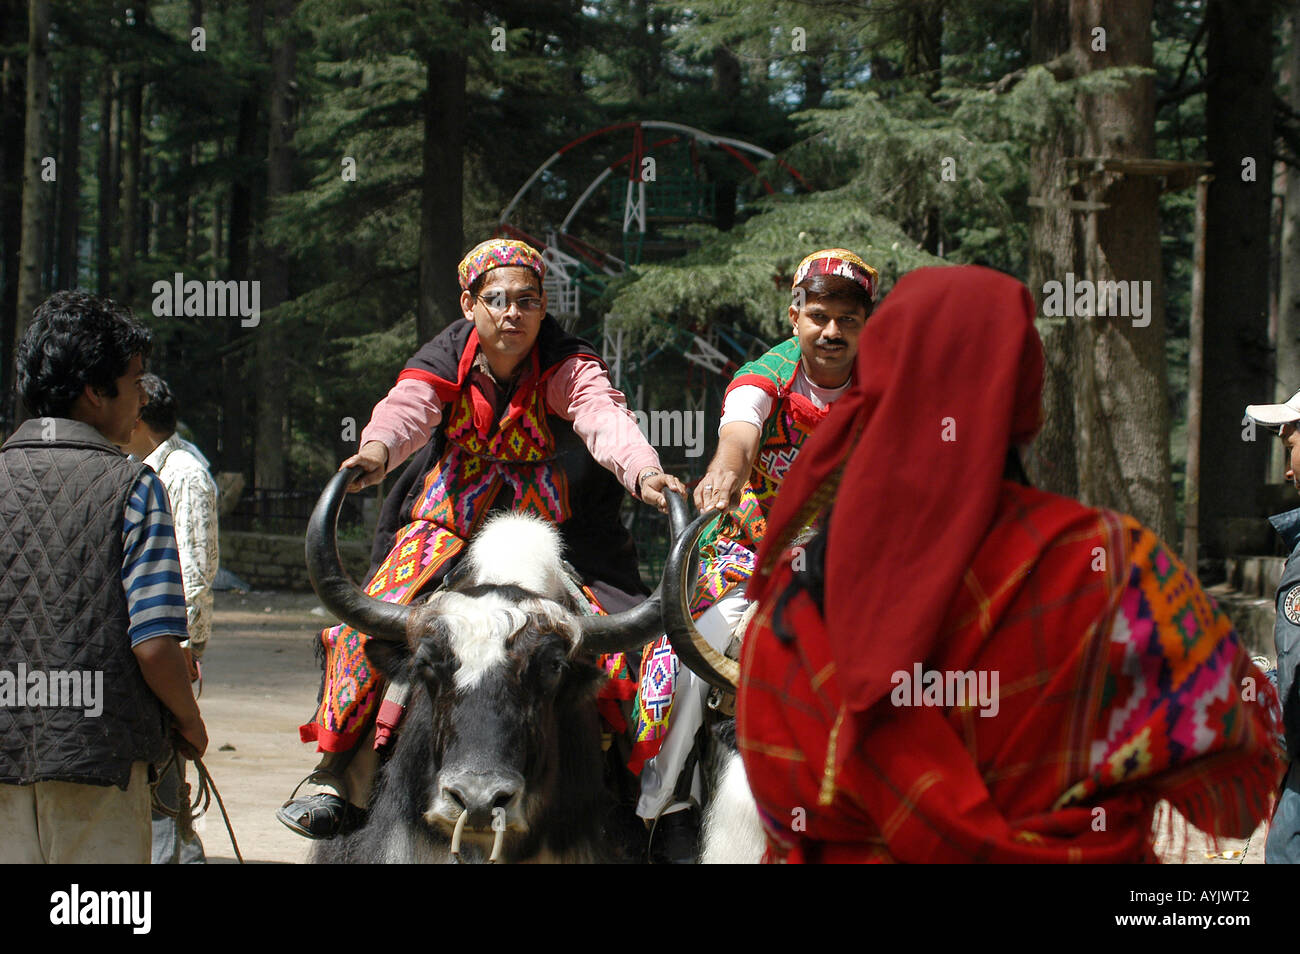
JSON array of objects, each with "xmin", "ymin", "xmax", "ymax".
[{"xmin": 151, "ymin": 751, "xmax": 245, "ymax": 864}]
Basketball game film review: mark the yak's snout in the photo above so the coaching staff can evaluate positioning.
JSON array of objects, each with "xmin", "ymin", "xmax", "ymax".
[{"xmin": 426, "ymin": 768, "xmax": 526, "ymax": 832}]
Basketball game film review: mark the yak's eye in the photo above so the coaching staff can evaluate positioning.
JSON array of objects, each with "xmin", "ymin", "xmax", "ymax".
[{"xmin": 537, "ymin": 651, "xmax": 566, "ymax": 687}]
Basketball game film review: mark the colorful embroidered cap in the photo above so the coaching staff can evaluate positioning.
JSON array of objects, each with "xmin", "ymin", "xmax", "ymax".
[
  {"xmin": 792, "ymin": 248, "xmax": 879, "ymax": 302},
  {"xmin": 457, "ymin": 238, "xmax": 547, "ymax": 291}
]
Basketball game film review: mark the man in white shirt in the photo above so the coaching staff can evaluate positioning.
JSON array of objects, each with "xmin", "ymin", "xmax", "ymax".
[
  {"xmin": 633, "ymin": 248, "xmax": 879, "ymax": 862},
  {"xmin": 124, "ymin": 373, "xmax": 220, "ymax": 864}
]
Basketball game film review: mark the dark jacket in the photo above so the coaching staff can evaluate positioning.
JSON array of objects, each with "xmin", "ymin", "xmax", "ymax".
[{"xmin": 0, "ymin": 418, "xmax": 170, "ymax": 789}]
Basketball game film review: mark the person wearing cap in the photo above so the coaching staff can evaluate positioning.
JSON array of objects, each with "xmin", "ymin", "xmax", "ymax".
[
  {"xmin": 630, "ymin": 248, "xmax": 878, "ymax": 862},
  {"xmin": 1245, "ymin": 390, "xmax": 1300, "ymax": 862},
  {"xmin": 279, "ymin": 238, "xmax": 686, "ymax": 839}
]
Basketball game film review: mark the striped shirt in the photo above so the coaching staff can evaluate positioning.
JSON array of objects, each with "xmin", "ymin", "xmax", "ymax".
[{"xmin": 121, "ymin": 469, "xmax": 190, "ymax": 647}]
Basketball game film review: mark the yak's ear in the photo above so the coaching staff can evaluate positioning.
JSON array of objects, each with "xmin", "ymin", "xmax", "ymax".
[
  {"xmin": 364, "ymin": 638, "xmax": 412, "ymax": 683},
  {"xmin": 559, "ymin": 657, "xmax": 608, "ymax": 704}
]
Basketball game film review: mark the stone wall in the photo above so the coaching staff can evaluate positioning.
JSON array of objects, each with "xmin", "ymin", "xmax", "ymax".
[{"xmin": 219, "ymin": 531, "xmax": 372, "ymax": 590}]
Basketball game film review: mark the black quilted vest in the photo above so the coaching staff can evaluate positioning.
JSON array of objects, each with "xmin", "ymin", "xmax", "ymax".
[{"xmin": 0, "ymin": 418, "xmax": 170, "ymax": 789}]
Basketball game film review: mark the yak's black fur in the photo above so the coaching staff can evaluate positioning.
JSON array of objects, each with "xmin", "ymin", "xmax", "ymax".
[{"xmin": 313, "ymin": 581, "xmax": 627, "ymax": 864}]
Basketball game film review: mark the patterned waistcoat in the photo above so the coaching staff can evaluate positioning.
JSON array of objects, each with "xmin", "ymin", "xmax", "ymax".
[{"xmin": 693, "ymin": 337, "xmax": 835, "ymax": 611}]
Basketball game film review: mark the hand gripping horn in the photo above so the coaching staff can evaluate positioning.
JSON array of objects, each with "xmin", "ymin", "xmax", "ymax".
[
  {"xmin": 305, "ymin": 465, "xmax": 412, "ymax": 643},
  {"xmin": 660, "ymin": 500, "xmax": 740, "ymax": 691}
]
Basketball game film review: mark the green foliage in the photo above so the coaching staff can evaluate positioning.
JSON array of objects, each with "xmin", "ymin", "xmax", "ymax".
[{"xmin": 9, "ymin": 0, "xmax": 1231, "ymax": 515}]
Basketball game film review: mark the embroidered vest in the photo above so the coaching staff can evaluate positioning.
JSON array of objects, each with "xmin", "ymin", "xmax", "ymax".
[{"xmin": 693, "ymin": 338, "xmax": 836, "ymax": 609}]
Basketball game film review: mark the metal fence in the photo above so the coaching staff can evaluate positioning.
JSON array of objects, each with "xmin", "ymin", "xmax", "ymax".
[{"xmin": 223, "ymin": 486, "xmax": 368, "ymax": 537}]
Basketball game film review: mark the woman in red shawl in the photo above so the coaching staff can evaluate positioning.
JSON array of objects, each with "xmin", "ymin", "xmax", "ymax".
[{"xmin": 735, "ymin": 265, "xmax": 1284, "ymax": 863}]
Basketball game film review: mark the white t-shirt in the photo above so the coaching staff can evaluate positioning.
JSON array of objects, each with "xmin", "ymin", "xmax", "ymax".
[{"xmin": 718, "ymin": 362, "xmax": 851, "ymax": 432}]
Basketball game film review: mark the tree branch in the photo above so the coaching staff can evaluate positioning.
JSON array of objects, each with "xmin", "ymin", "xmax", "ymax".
[{"xmin": 1157, "ymin": 78, "xmax": 1208, "ymax": 109}]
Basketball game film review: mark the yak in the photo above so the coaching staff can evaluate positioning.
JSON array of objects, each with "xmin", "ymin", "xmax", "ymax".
[{"xmin": 303, "ymin": 466, "xmax": 698, "ymax": 864}]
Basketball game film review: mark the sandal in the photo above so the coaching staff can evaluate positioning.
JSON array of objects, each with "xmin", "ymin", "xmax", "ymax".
[{"xmin": 276, "ymin": 772, "xmax": 362, "ymax": 839}]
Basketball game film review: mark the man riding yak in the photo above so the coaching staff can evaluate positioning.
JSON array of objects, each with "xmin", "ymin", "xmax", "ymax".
[
  {"xmin": 631, "ymin": 248, "xmax": 878, "ymax": 862},
  {"xmin": 279, "ymin": 238, "xmax": 685, "ymax": 839}
]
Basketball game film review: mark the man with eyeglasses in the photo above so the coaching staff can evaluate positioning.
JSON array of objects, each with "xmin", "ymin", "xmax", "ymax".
[
  {"xmin": 1245, "ymin": 390, "xmax": 1300, "ymax": 862},
  {"xmin": 280, "ymin": 238, "xmax": 685, "ymax": 839}
]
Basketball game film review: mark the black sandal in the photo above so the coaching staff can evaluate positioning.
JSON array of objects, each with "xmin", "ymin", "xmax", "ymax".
[{"xmin": 276, "ymin": 772, "xmax": 361, "ymax": 839}]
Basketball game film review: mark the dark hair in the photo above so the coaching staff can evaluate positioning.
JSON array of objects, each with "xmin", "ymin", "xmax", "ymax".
[
  {"xmin": 468, "ymin": 266, "xmax": 543, "ymax": 299},
  {"xmin": 15, "ymin": 291, "xmax": 152, "ymax": 418},
  {"xmin": 139, "ymin": 373, "xmax": 177, "ymax": 437},
  {"xmin": 794, "ymin": 273, "xmax": 874, "ymax": 316}
]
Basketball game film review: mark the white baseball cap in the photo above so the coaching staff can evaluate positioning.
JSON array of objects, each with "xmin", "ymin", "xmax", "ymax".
[{"xmin": 1245, "ymin": 388, "xmax": 1300, "ymax": 427}]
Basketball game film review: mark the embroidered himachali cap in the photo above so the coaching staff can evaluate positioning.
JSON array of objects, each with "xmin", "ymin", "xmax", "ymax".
[
  {"xmin": 792, "ymin": 247, "xmax": 880, "ymax": 302},
  {"xmin": 1245, "ymin": 388, "xmax": 1300, "ymax": 427},
  {"xmin": 457, "ymin": 238, "xmax": 547, "ymax": 291}
]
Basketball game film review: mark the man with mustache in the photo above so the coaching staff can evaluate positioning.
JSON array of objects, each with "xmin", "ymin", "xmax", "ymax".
[
  {"xmin": 632, "ymin": 248, "xmax": 878, "ymax": 862},
  {"xmin": 1244, "ymin": 392, "xmax": 1300, "ymax": 862}
]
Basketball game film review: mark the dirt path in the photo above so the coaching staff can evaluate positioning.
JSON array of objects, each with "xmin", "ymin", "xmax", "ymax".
[
  {"xmin": 191, "ymin": 590, "xmax": 324, "ymax": 864},
  {"xmin": 196, "ymin": 589, "xmax": 1270, "ymax": 865}
]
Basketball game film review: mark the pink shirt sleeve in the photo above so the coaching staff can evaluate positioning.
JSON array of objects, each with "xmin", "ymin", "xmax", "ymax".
[
  {"xmin": 359, "ymin": 377, "xmax": 444, "ymax": 474},
  {"xmin": 547, "ymin": 356, "xmax": 662, "ymax": 496}
]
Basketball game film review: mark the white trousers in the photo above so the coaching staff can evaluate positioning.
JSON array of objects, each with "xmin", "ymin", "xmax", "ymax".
[{"xmin": 636, "ymin": 590, "xmax": 749, "ymax": 820}]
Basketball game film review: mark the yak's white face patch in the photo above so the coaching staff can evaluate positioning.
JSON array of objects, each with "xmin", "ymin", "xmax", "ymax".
[
  {"xmin": 429, "ymin": 514, "xmax": 580, "ymax": 691},
  {"xmin": 465, "ymin": 512, "xmax": 568, "ymax": 600},
  {"xmin": 436, "ymin": 591, "xmax": 527, "ymax": 691},
  {"xmin": 432, "ymin": 591, "xmax": 579, "ymax": 691}
]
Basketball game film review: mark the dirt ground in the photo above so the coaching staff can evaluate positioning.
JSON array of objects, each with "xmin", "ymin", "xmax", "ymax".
[
  {"xmin": 195, "ymin": 588, "xmax": 1270, "ymax": 865},
  {"xmin": 191, "ymin": 590, "xmax": 323, "ymax": 864}
]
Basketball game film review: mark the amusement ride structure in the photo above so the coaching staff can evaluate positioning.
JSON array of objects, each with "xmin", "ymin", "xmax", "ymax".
[{"xmin": 494, "ymin": 120, "xmax": 804, "ymax": 405}]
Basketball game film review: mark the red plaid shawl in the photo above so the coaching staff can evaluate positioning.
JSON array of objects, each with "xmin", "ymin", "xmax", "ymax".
[{"xmin": 739, "ymin": 485, "xmax": 1283, "ymax": 862}]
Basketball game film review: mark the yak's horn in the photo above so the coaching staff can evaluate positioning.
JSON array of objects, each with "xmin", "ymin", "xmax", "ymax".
[
  {"xmin": 576, "ymin": 490, "xmax": 693, "ymax": 655},
  {"xmin": 660, "ymin": 506, "xmax": 740, "ymax": 691},
  {"xmin": 305, "ymin": 466, "xmax": 411, "ymax": 643}
]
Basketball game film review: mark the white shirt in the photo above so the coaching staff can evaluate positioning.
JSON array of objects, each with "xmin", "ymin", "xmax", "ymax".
[
  {"xmin": 718, "ymin": 361, "xmax": 852, "ymax": 432},
  {"xmin": 143, "ymin": 434, "xmax": 220, "ymax": 656}
]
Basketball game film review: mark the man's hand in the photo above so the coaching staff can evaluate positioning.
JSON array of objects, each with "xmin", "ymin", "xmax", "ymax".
[
  {"xmin": 173, "ymin": 713, "xmax": 209, "ymax": 760},
  {"xmin": 133, "ymin": 636, "xmax": 207, "ymax": 758},
  {"xmin": 694, "ymin": 464, "xmax": 747, "ymax": 513},
  {"xmin": 695, "ymin": 421, "xmax": 761, "ymax": 513},
  {"xmin": 340, "ymin": 440, "xmax": 389, "ymax": 492},
  {"xmin": 639, "ymin": 471, "xmax": 688, "ymax": 514},
  {"xmin": 182, "ymin": 645, "xmax": 199, "ymax": 683}
]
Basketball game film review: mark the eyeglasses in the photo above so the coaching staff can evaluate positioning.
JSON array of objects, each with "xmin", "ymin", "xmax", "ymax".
[{"xmin": 474, "ymin": 293, "xmax": 544, "ymax": 315}]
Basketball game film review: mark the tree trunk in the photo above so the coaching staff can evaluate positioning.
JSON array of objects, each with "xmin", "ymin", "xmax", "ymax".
[
  {"xmin": 1276, "ymin": 4, "xmax": 1300, "ymax": 470},
  {"xmin": 1200, "ymin": 0, "xmax": 1274, "ymax": 555},
  {"xmin": 56, "ymin": 63, "xmax": 81, "ymax": 289},
  {"xmin": 1070, "ymin": 0, "xmax": 1175, "ymax": 541},
  {"xmin": 1026, "ymin": 0, "xmax": 1080, "ymax": 497},
  {"xmin": 15, "ymin": 0, "xmax": 51, "ymax": 370},
  {"xmin": 802, "ymin": 60, "xmax": 826, "ymax": 110},
  {"xmin": 117, "ymin": 2, "xmax": 146, "ymax": 302},
  {"xmin": 417, "ymin": 36, "xmax": 466, "ymax": 342},
  {"xmin": 0, "ymin": 0, "xmax": 27, "ymax": 425},
  {"xmin": 905, "ymin": 0, "xmax": 944, "ymax": 95},
  {"xmin": 183, "ymin": 2, "xmax": 203, "ymax": 261},
  {"xmin": 222, "ymin": 0, "xmax": 265, "ymax": 478},
  {"xmin": 95, "ymin": 67, "xmax": 116, "ymax": 296},
  {"xmin": 255, "ymin": 0, "xmax": 296, "ymax": 490}
]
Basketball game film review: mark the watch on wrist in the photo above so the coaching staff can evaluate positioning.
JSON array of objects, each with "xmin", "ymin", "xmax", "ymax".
[{"xmin": 636, "ymin": 467, "xmax": 663, "ymax": 495}]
